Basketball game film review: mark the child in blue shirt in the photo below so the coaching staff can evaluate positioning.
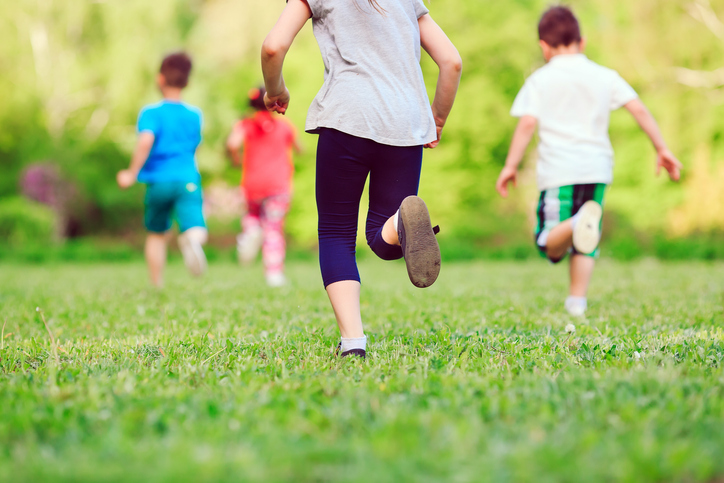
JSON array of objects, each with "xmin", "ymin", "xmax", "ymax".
[{"xmin": 117, "ymin": 52, "xmax": 208, "ymax": 287}]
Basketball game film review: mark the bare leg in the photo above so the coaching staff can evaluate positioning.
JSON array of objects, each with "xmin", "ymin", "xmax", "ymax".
[
  {"xmin": 183, "ymin": 226, "xmax": 208, "ymax": 245},
  {"xmin": 145, "ymin": 233, "xmax": 168, "ymax": 287},
  {"xmin": 569, "ymin": 254, "xmax": 595, "ymax": 297},
  {"xmin": 178, "ymin": 227, "xmax": 208, "ymax": 277},
  {"xmin": 545, "ymin": 219, "xmax": 574, "ymax": 260},
  {"xmin": 326, "ymin": 281, "xmax": 364, "ymax": 339},
  {"xmin": 381, "ymin": 215, "xmax": 399, "ymax": 245}
]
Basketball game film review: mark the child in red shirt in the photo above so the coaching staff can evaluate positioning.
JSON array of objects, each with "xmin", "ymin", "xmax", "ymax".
[{"xmin": 227, "ymin": 87, "xmax": 301, "ymax": 287}]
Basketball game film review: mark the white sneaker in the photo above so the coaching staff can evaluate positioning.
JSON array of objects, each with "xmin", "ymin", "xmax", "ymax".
[
  {"xmin": 237, "ymin": 228, "xmax": 263, "ymax": 265},
  {"xmin": 572, "ymin": 201, "xmax": 603, "ymax": 255},
  {"xmin": 565, "ymin": 296, "xmax": 587, "ymax": 317},
  {"xmin": 266, "ymin": 272, "xmax": 287, "ymax": 287},
  {"xmin": 178, "ymin": 232, "xmax": 207, "ymax": 277}
]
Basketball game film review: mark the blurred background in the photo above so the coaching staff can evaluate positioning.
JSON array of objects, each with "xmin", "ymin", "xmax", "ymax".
[{"xmin": 2, "ymin": 0, "xmax": 724, "ymax": 263}]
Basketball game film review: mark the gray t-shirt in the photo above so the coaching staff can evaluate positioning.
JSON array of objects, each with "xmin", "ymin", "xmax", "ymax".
[{"xmin": 305, "ymin": 0, "xmax": 437, "ymax": 147}]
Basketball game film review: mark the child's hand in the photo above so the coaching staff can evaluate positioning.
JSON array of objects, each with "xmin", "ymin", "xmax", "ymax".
[
  {"xmin": 264, "ymin": 88, "xmax": 291, "ymax": 115},
  {"xmin": 495, "ymin": 165, "xmax": 518, "ymax": 198},
  {"xmin": 656, "ymin": 148, "xmax": 683, "ymax": 181},
  {"xmin": 424, "ymin": 124, "xmax": 444, "ymax": 149},
  {"xmin": 116, "ymin": 169, "xmax": 137, "ymax": 189}
]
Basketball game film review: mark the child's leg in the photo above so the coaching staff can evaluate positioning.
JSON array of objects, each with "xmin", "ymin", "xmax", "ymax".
[
  {"xmin": 238, "ymin": 198, "xmax": 263, "ymax": 265},
  {"xmin": 326, "ymin": 281, "xmax": 363, "ymax": 338},
  {"xmin": 143, "ymin": 183, "xmax": 175, "ymax": 287},
  {"xmin": 316, "ymin": 129, "xmax": 372, "ymax": 342},
  {"xmin": 176, "ymin": 182, "xmax": 208, "ymax": 277},
  {"xmin": 242, "ymin": 200, "xmax": 262, "ymax": 235},
  {"xmin": 544, "ymin": 219, "xmax": 574, "ymax": 260},
  {"xmin": 260, "ymin": 194, "xmax": 290, "ymax": 285},
  {"xmin": 569, "ymin": 254, "xmax": 595, "ymax": 297},
  {"xmin": 145, "ymin": 233, "xmax": 168, "ymax": 287},
  {"xmin": 182, "ymin": 226, "xmax": 208, "ymax": 244},
  {"xmin": 365, "ymin": 146, "xmax": 440, "ymax": 288},
  {"xmin": 565, "ymin": 254, "xmax": 595, "ymax": 316},
  {"xmin": 364, "ymin": 144, "xmax": 423, "ymax": 258}
]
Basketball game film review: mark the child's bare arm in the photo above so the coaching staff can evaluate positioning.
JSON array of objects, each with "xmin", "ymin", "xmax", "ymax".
[
  {"xmin": 419, "ymin": 14, "xmax": 462, "ymax": 149},
  {"xmin": 117, "ymin": 132, "xmax": 154, "ymax": 189},
  {"xmin": 292, "ymin": 137, "xmax": 304, "ymax": 155},
  {"xmin": 624, "ymin": 99, "xmax": 682, "ymax": 181},
  {"xmin": 226, "ymin": 128, "xmax": 244, "ymax": 166},
  {"xmin": 261, "ymin": 0, "xmax": 311, "ymax": 115},
  {"xmin": 495, "ymin": 116, "xmax": 537, "ymax": 197}
]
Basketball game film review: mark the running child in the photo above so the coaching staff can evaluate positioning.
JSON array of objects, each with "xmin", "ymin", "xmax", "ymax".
[
  {"xmin": 261, "ymin": 0, "xmax": 462, "ymax": 357},
  {"xmin": 117, "ymin": 52, "xmax": 208, "ymax": 287},
  {"xmin": 226, "ymin": 86, "xmax": 302, "ymax": 287},
  {"xmin": 495, "ymin": 6, "xmax": 682, "ymax": 316}
]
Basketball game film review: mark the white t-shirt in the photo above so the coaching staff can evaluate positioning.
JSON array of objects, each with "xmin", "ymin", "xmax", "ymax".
[
  {"xmin": 511, "ymin": 54, "xmax": 638, "ymax": 190},
  {"xmin": 304, "ymin": 0, "xmax": 436, "ymax": 147}
]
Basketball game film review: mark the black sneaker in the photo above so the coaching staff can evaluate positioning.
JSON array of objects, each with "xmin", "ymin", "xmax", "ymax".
[
  {"xmin": 341, "ymin": 349, "xmax": 366, "ymax": 359},
  {"xmin": 398, "ymin": 196, "xmax": 441, "ymax": 288},
  {"xmin": 334, "ymin": 343, "xmax": 366, "ymax": 359}
]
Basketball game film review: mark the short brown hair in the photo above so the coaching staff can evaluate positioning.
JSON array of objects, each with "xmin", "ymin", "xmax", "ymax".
[
  {"xmin": 160, "ymin": 52, "xmax": 192, "ymax": 88},
  {"xmin": 538, "ymin": 6, "xmax": 581, "ymax": 47}
]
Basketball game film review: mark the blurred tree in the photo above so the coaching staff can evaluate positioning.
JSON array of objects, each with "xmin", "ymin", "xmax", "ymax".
[{"xmin": 0, "ymin": 0, "xmax": 722, "ymax": 248}]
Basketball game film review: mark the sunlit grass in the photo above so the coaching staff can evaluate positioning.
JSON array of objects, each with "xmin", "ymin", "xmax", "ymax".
[{"xmin": 1, "ymin": 259, "xmax": 723, "ymax": 482}]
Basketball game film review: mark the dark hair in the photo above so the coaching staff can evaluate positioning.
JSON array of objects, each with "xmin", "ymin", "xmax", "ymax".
[
  {"xmin": 248, "ymin": 86, "xmax": 267, "ymax": 111},
  {"xmin": 246, "ymin": 86, "xmax": 277, "ymax": 134},
  {"xmin": 538, "ymin": 6, "xmax": 581, "ymax": 47},
  {"xmin": 160, "ymin": 52, "xmax": 192, "ymax": 88}
]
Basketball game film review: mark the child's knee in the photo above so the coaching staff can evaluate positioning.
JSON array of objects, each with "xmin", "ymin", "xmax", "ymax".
[
  {"xmin": 367, "ymin": 231, "xmax": 402, "ymax": 261},
  {"xmin": 545, "ymin": 250, "xmax": 566, "ymax": 264},
  {"xmin": 184, "ymin": 226, "xmax": 208, "ymax": 245},
  {"xmin": 536, "ymin": 243, "xmax": 566, "ymax": 264}
]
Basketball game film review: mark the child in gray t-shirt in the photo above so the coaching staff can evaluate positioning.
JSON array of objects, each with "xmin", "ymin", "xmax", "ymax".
[{"xmin": 262, "ymin": 0, "xmax": 462, "ymax": 358}]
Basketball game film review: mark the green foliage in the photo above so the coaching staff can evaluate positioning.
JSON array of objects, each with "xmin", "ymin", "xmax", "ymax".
[
  {"xmin": 1, "ymin": 260, "xmax": 724, "ymax": 481},
  {"xmin": 0, "ymin": 197, "xmax": 56, "ymax": 246},
  {"xmin": 1, "ymin": 0, "xmax": 724, "ymax": 247},
  {"xmin": 0, "ymin": 238, "xmax": 139, "ymax": 263}
]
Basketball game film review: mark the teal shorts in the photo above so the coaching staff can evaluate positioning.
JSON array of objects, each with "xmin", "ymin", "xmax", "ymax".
[
  {"xmin": 535, "ymin": 183, "xmax": 606, "ymax": 263},
  {"xmin": 144, "ymin": 181, "xmax": 206, "ymax": 233}
]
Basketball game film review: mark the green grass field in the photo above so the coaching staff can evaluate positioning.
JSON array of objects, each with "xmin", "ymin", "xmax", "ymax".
[{"xmin": 1, "ymin": 258, "xmax": 723, "ymax": 482}]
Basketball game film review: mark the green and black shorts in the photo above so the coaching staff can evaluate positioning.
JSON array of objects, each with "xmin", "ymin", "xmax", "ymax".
[{"xmin": 535, "ymin": 183, "xmax": 606, "ymax": 263}]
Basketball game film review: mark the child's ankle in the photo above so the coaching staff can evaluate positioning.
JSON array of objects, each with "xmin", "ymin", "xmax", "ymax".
[{"xmin": 341, "ymin": 335, "xmax": 367, "ymax": 353}]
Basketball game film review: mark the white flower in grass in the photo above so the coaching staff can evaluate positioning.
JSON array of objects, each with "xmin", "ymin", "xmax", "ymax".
[
  {"xmin": 565, "ymin": 324, "xmax": 576, "ymax": 334},
  {"xmin": 634, "ymin": 351, "xmax": 641, "ymax": 360}
]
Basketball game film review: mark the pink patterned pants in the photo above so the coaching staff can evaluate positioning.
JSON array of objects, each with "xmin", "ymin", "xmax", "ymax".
[{"xmin": 242, "ymin": 193, "xmax": 290, "ymax": 275}]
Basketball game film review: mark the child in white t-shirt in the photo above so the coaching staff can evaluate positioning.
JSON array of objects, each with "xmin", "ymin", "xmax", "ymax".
[{"xmin": 496, "ymin": 6, "xmax": 682, "ymax": 316}]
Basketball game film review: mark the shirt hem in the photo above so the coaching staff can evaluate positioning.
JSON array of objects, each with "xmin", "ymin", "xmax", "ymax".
[
  {"xmin": 138, "ymin": 175, "xmax": 201, "ymax": 185},
  {"xmin": 305, "ymin": 123, "xmax": 435, "ymax": 147},
  {"xmin": 538, "ymin": 178, "xmax": 612, "ymax": 191}
]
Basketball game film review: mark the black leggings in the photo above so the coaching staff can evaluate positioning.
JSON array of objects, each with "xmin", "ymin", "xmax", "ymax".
[{"xmin": 316, "ymin": 129, "xmax": 423, "ymax": 287}]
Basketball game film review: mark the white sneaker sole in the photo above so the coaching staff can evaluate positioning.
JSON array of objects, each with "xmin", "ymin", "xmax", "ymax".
[
  {"xmin": 178, "ymin": 233, "xmax": 207, "ymax": 277},
  {"xmin": 398, "ymin": 196, "xmax": 441, "ymax": 288},
  {"xmin": 572, "ymin": 201, "xmax": 602, "ymax": 255}
]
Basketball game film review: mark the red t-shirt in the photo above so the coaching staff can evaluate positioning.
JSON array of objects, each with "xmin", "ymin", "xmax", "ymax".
[{"xmin": 235, "ymin": 111, "xmax": 296, "ymax": 200}]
